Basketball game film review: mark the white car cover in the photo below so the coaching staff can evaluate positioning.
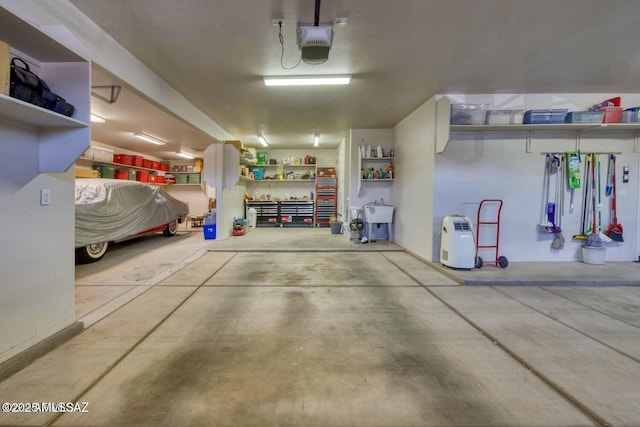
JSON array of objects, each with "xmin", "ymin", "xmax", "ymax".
[{"xmin": 75, "ymin": 179, "xmax": 189, "ymax": 247}]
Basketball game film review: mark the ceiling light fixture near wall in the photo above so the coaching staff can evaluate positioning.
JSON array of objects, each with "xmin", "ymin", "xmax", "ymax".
[
  {"xmin": 176, "ymin": 151, "xmax": 195, "ymax": 159},
  {"xmin": 314, "ymin": 134, "xmax": 319, "ymax": 147},
  {"xmin": 133, "ymin": 132, "xmax": 167, "ymax": 145},
  {"xmin": 90, "ymin": 114, "xmax": 106, "ymax": 123},
  {"xmin": 263, "ymin": 75, "xmax": 351, "ymax": 86},
  {"xmin": 258, "ymin": 134, "xmax": 269, "ymax": 147}
]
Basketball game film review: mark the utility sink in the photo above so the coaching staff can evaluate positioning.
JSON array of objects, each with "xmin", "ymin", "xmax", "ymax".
[{"xmin": 363, "ymin": 205, "xmax": 394, "ymax": 223}]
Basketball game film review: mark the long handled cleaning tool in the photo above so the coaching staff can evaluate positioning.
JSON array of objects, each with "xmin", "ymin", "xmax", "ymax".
[
  {"xmin": 574, "ymin": 153, "xmax": 589, "ymax": 241},
  {"xmin": 585, "ymin": 154, "xmax": 604, "ymax": 248},
  {"xmin": 539, "ymin": 154, "xmax": 555, "ymax": 232},
  {"xmin": 551, "ymin": 154, "xmax": 565, "ymax": 249},
  {"xmin": 605, "ymin": 154, "xmax": 624, "ymax": 242}
]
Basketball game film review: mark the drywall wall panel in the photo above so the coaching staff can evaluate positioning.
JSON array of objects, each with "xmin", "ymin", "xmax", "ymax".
[{"xmin": 391, "ymin": 98, "xmax": 436, "ymax": 260}]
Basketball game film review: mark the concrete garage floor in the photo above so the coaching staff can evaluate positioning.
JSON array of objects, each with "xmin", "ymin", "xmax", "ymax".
[{"xmin": 1, "ymin": 228, "xmax": 639, "ymax": 426}]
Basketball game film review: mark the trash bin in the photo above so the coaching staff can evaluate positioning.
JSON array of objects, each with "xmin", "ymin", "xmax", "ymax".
[
  {"xmin": 330, "ymin": 221, "xmax": 342, "ymax": 234},
  {"xmin": 248, "ymin": 208, "xmax": 257, "ymax": 230}
]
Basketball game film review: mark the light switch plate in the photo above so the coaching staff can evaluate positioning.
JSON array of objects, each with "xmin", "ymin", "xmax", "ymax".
[{"xmin": 40, "ymin": 189, "xmax": 51, "ymax": 206}]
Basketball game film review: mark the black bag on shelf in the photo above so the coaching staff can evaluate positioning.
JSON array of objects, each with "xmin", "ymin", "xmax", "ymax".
[
  {"xmin": 9, "ymin": 57, "xmax": 75, "ymax": 117},
  {"xmin": 9, "ymin": 57, "xmax": 49, "ymax": 103},
  {"xmin": 41, "ymin": 88, "xmax": 75, "ymax": 117}
]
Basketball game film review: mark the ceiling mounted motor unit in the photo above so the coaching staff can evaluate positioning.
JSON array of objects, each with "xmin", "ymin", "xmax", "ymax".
[
  {"xmin": 440, "ymin": 215, "xmax": 476, "ymax": 270},
  {"xmin": 297, "ymin": 24, "xmax": 333, "ymax": 64}
]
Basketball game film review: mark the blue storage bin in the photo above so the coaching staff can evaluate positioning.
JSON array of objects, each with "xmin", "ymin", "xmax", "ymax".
[
  {"xmin": 203, "ymin": 224, "xmax": 216, "ymax": 240},
  {"xmin": 565, "ymin": 111, "xmax": 604, "ymax": 123},
  {"xmin": 523, "ymin": 109, "xmax": 568, "ymax": 124},
  {"xmin": 253, "ymin": 168, "xmax": 264, "ymax": 180}
]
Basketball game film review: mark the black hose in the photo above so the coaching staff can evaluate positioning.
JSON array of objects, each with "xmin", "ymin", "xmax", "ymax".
[{"xmin": 314, "ymin": 0, "xmax": 320, "ymax": 26}]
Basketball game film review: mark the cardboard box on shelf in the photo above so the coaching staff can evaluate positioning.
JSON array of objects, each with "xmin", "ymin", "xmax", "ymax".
[
  {"xmin": 224, "ymin": 140, "xmax": 243, "ymax": 151},
  {"xmin": 0, "ymin": 40, "xmax": 10, "ymax": 96},
  {"xmin": 75, "ymin": 168, "xmax": 100, "ymax": 178}
]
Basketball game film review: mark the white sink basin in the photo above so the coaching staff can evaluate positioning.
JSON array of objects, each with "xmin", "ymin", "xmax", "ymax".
[{"xmin": 363, "ymin": 205, "xmax": 394, "ymax": 223}]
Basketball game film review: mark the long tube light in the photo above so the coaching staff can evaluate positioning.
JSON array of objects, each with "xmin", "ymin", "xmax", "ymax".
[
  {"xmin": 133, "ymin": 132, "xmax": 166, "ymax": 145},
  {"xmin": 258, "ymin": 134, "xmax": 269, "ymax": 147},
  {"xmin": 264, "ymin": 75, "xmax": 351, "ymax": 86},
  {"xmin": 314, "ymin": 134, "xmax": 319, "ymax": 147},
  {"xmin": 90, "ymin": 114, "xmax": 106, "ymax": 123},
  {"xmin": 176, "ymin": 151, "xmax": 194, "ymax": 159}
]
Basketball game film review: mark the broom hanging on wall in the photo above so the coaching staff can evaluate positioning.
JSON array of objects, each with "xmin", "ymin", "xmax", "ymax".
[{"xmin": 605, "ymin": 154, "xmax": 624, "ymax": 242}]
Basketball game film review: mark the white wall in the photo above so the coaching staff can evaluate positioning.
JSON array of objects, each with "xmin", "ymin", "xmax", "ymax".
[
  {"xmin": 0, "ymin": 128, "xmax": 77, "ymax": 362},
  {"xmin": 391, "ymin": 100, "xmax": 436, "ymax": 260}
]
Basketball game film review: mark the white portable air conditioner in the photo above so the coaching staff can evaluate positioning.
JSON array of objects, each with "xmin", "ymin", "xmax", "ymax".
[
  {"xmin": 297, "ymin": 24, "xmax": 333, "ymax": 64},
  {"xmin": 440, "ymin": 215, "xmax": 476, "ymax": 269}
]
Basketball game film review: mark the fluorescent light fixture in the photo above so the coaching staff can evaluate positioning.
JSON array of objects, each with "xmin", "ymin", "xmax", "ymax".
[
  {"xmin": 176, "ymin": 151, "xmax": 194, "ymax": 159},
  {"xmin": 314, "ymin": 134, "xmax": 319, "ymax": 147},
  {"xmin": 133, "ymin": 132, "xmax": 166, "ymax": 145},
  {"xmin": 258, "ymin": 134, "xmax": 269, "ymax": 147},
  {"xmin": 90, "ymin": 114, "xmax": 106, "ymax": 123},
  {"xmin": 264, "ymin": 75, "xmax": 351, "ymax": 86}
]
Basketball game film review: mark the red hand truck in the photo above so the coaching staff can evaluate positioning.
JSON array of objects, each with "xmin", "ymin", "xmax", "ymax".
[{"xmin": 475, "ymin": 199, "xmax": 509, "ymax": 268}]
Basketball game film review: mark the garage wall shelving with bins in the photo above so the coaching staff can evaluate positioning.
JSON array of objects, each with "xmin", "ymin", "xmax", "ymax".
[
  {"xmin": 77, "ymin": 147, "xmax": 202, "ymax": 186},
  {"xmin": 0, "ymin": 10, "xmax": 91, "ymax": 172},
  {"xmin": 436, "ymin": 96, "xmax": 640, "ymax": 154}
]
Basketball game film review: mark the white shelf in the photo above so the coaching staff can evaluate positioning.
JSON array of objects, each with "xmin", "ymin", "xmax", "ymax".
[
  {"xmin": 437, "ymin": 97, "xmax": 640, "ymax": 153},
  {"xmin": 361, "ymin": 157, "xmax": 395, "ymax": 161},
  {"xmin": 252, "ymin": 179, "xmax": 316, "ymax": 183},
  {"xmin": 450, "ymin": 123, "xmax": 640, "ymax": 133},
  {"xmin": 0, "ymin": 8, "xmax": 91, "ymax": 173},
  {"xmin": 0, "ymin": 94, "xmax": 88, "ymax": 129},
  {"xmin": 254, "ymin": 163, "xmax": 317, "ymax": 167}
]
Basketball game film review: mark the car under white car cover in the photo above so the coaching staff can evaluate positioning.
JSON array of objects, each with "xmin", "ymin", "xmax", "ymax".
[{"xmin": 75, "ymin": 179, "xmax": 189, "ymax": 247}]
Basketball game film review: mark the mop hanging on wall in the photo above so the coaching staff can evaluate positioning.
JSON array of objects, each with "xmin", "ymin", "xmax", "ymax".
[{"xmin": 539, "ymin": 154, "xmax": 565, "ymax": 249}]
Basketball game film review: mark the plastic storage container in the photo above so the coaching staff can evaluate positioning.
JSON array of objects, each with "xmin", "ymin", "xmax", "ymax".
[
  {"xmin": 188, "ymin": 174, "xmax": 200, "ymax": 184},
  {"xmin": 132, "ymin": 155, "xmax": 144, "ymax": 167},
  {"xmin": 523, "ymin": 109, "xmax": 568, "ymax": 124},
  {"xmin": 136, "ymin": 170, "xmax": 149, "ymax": 182},
  {"xmin": 253, "ymin": 168, "xmax": 265, "ymax": 180},
  {"xmin": 582, "ymin": 246, "xmax": 605, "ymax": 264},
  {"xmin": 485, "ymin": 110, "xmax": 511, "ymax": 125},
  {"xmin": 115, "ymin": 169, "xmax": 129, "ymax": 180},
  {"xmin": 565, "ymin": 111, "xmax": 604, "ymax": 123},
  {"xmin": 113, "ymin": 154, "xmax": 133, "ymax": 165},
  {"xmin": 622, "ymin": 108, "xmax": 639, "ymax": 123},
  {"xmin": 175, "ymin": 174, "xmax": 188, "ymax": 184},
  {"xmin": 510, "ymin": 110, "xmax": 525, "ymax": 124},
  {"xmin": 94, "ymin": 165, "xmax": 116, "ymax": 179},
  {"xmin": 203, "ymin": 224, "xmax": 216, "ymax": 240},
  {"xmin": 601, "ymin": 107, "xmax": 622, "ymax": 123},
  {"xmin": 450, "ymin": 104, "xmax": 488, "ymax": 125}
]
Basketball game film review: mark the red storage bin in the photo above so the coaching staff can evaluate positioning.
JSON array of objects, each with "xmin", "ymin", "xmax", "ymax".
[
  {"xmin": 143, "ymin": 159, "xmax": 153, "ymax": 169},
  {"xmin": 132, "ymin": 155, "xmax": 144, "ymax": 167},
  {"xmin": 155, "ymin": 175, "xmax": 165, "ymax": 184},
  {"xmin": 151, "ymin": 161, "xmax": 161, "ymax": 170},
  {"xmin": 147, "ymin": 175, "xmax": 157, "ymax": 183},
  {"xmin": 115, "ymin": 169, "xmax": 129, "ymax": 180},
  {"xmin": 136, "ymin": 170, "xmax": 149, "ymax": 182},
  {"xmin": 602, "ymin": 107, "xmax": 623, "ymax": 123},
  {"xmin": 160, "ymin": 162, "xmax": 170, "ymax": 171},
  {"xmin": 114, "ymin": 154, "xmax": 133, "ymax": 165}
]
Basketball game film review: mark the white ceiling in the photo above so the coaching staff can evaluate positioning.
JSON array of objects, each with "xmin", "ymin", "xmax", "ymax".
[{"xmin": 70, "ymin": 0, "xmax": 640, "ymax": 155}]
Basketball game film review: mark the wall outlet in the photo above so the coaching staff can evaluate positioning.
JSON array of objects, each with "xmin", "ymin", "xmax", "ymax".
[{"xmin": 40, "ymin": 189, "xmax": 51, "ymax": 206}]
